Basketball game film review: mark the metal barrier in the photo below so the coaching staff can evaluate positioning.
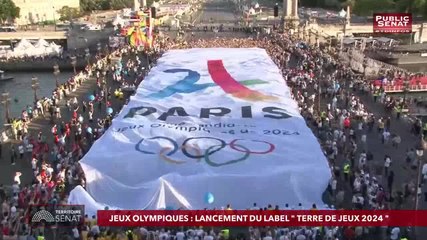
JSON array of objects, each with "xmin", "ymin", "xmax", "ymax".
[{"xmin": 383, "ymin": 84, "xmax": 427, "ymax": 93}]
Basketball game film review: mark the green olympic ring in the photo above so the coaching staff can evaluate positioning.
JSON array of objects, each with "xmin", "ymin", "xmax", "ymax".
[{"xmin": 204, "ymin": 144, "xmax": 250, "ymax": 167}]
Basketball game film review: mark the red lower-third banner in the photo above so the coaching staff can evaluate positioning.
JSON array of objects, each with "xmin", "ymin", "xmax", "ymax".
[{"xmin": 97, "ymin": 210, "xmax": 427, "ymax": 227}]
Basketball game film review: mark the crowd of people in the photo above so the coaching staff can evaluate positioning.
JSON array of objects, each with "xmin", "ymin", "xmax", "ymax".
[
  {"xmin": 0, "ymin": 28, "xmax": 424, "ymax": 240},
  {"xmin": 0, "ymin": 44, "xmax": 151, "ymax": 239}
]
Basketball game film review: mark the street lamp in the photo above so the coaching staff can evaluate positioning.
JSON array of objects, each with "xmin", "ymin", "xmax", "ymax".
[
  {"xmin": 53, "ymin": 63, "xmax": 60, "ymax": 87},
  {"xmin": 403, "ymin": 76, "xmax": 410, "ymax": 103},
  {"xmin": 315, "ymin": 32, "xmax": 319, "ymax": 48},
  {"xmin": 416, "ymin": 139, "xmax": 425, "ymax": 210},
  {"xmin": 31, "ymin": 77, "xmax": 39, "ymax": 103},
  {"xmin": 97, "ymin": 42, "xmax": 102, "ymax": 55},
  {"xmin": 339, "ymin": 8, "xmax": 347, "ymax": 53},
  {"xmin": 70, "ymin": 56, "xmax": 77, "ymax": 74},
  {"xmin": 85, "ymin": 48, "xmax": 90, "ymax": 66},
  {"xmin": 102, "ymin": 69, "xmax": 108, "ymax": 108},
  {"xmin": 104, "ymin": 44, "xmax": 109, "ymax": 56},
  {"xmin": 302, "ymin": 25, "xmax": 306, "ymax": 41},
  {"xmin": 52, "ymin": 6, "xmax": 57, "ymax": 31},
  {"xmin": 1, "ymin": 91, "xmax": 11, "ymax": 123}
]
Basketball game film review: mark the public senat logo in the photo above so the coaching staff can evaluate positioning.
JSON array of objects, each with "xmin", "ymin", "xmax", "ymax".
[
  {"xmin": 148, "ymin": 60, "xmax": 278, "ymax": 101},
  {"xmin": 373, "ymin": 13, "xmax": 412, "ymax": 33},
  {"xmin": 28, "ymin": 205, "xmax": 84, "ymax": 228}
]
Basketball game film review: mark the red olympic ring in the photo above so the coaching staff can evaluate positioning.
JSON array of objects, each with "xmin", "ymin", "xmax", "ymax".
[{"xmin": 229, "ymin": 139, "xmax": 275, "ymax": 154}]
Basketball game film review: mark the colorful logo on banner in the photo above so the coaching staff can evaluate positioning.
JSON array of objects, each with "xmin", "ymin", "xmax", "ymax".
[
  {"xmin": 373, "ymin": 13, "xmax": 412, "ymax": 33},
  {"xmin": 135, "ymin": 136, "xmax": 275, "ymax": 166},
  {"xmin": 149, "ymin": 60, "xmax": 278, "ymax": 102}
]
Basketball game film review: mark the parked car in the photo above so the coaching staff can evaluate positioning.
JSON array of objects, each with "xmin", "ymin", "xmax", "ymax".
[
  {"xmin": 85, "ymin": 24, "xmax": 102, "ymax": 31},
  {"xmin": 0, "ymin": 26, "xmax": 16, "ymax": 32}
]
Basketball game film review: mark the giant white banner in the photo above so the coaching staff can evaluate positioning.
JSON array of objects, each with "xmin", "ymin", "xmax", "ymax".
[{"xmin": 69, "ymin": 48, "xmax": 331, "ymax": 214}]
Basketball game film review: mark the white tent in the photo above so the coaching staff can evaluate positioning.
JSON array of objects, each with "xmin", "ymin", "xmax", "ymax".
[
  {"xmin": 10, "ymin": 39, "xmax": 62, "ymax": 57},
  {"xmin": 31, "ymin": 39, "xmax": 51, "ymax": 57},
  {"xmin": 12, "ymin": 39, "xmax": 37, "ymax": 57},
  {"xmin": 34, "ymin": 39, "xmax": 50, "ymax": 48},
  {"xmin": 14, "ymin": 39, "xmax": 34, "ymax": 51},
  {"xmin": 113, "ymin": 14, "xmax": 125, "ymax": 26},
  {"xmin": 47, "ymin": 42, "xmax": 62, "ymax": 56}
]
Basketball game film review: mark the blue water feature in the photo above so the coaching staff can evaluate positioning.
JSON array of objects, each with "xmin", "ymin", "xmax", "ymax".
[{"xmin": 0, "ymin": 71, "xmax": 74, "ymax": 126}]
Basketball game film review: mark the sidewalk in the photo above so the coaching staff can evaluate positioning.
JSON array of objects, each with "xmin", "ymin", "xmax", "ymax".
[{"xmin": 0, "ymin": 51, "xmax": 144, "ymax": 186}]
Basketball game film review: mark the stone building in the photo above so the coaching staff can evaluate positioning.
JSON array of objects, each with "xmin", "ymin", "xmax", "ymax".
[{"xmin": 13, "ymin": 0, "xmax": 80, "ymax": 25}]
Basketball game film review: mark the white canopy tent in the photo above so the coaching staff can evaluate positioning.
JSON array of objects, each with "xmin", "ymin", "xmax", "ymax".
[
  {"xmin": 113, "ymin": 14, "xmax": 126, "ymax": 27},
  {"xmin": 48, "ymin": 42, "xmax": 63, "ymax": 55},
  {"xmin": 7, "ymin": 39, "xmax": 63, "ymax": 58},
  {"xmin": 15, "ymin": 39, "xmax": 34, "ymax": 50},
  {"xmin": 34, "ymin": 38, "xmax": 50, "ymax": 48},
  {"xmin": 11, "ymin": 39, "xmax": 36, "ymax": 57}
]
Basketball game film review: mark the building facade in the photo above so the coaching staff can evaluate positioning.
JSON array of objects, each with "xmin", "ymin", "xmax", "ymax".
[{"xmin": 13, "ymin": 0, "xmax": 80, "ymax": 25}]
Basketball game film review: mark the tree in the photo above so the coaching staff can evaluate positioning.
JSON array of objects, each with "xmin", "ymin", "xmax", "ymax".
[
  {"xmin": 97, "ymin": 0, "xmax": 111, "ymax": 10},
  {"xmin": 353, "ymin": 0, "xmax": 395, "ymax": 16},
  {"xmin": 110, "ymin": 0, "xmax": 134, "ymax": 10},
  {"xmin": 394, "ymin": 0, "xmax": 427, "ymax": 18},
  {"xmin": 0, "ymin": 0, "xmax": 20, "ymax": 23},
  {"xmin": 57, "ymin": 6, "xmax": 82, "ymax": 21},
  {"xmin": 341, "ymin": 0, "xmax": 356, "ymax": 8},
  {"xmin": 80, "ymin": 0, "xmax": 99, "ymax": 12}
]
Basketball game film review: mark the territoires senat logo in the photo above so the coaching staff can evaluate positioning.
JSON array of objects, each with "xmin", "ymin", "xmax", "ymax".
[
  {"xmin": 148, "ymin": 60, "xmax": 278, "ymax": 101},
  {"xmin": 28, "ymin": 205, "xmax": 84, "ymax": 228}
]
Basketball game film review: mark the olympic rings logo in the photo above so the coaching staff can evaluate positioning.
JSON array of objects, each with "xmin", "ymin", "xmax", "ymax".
[{"xmin": 134, "ymin": 136, "xmax": 275, "ymax": 167}]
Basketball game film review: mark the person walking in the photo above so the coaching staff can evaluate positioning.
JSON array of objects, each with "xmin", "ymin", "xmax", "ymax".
[
  {"xmin": 387, "ymin": 171, "xmax": 394, "ymax": 192},
  {"xmin": 10, "ymin": 145, "xmax": 17, "ymax": 165},
  {"xmin": 391, "ymin": 134, "xmax": 401, "ymax": 149},
  {"xmin": 343, "ymin": 162, "xmax": 351, "ymax": 183},
  {"xmin": 384, "ymin": 155, "xmax": 392, "ymax": 177},
  {"xmin": 386, "ymin": 117, "xmax": 391, "ymax": 130}
]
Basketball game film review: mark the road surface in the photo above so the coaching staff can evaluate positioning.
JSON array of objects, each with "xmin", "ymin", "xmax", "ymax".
[{"xmin": 189, "ymin": 0, "xmax": 238, "ymax": 25}]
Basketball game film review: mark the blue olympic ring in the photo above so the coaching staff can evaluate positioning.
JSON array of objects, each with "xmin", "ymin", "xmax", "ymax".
[
  {"xmin": 135, "ymin": 136, "xmax": 179, "ymax": 156},
  {"xmin": 135, "ymin": 136, "xmax": 275, "ymax": 167}
]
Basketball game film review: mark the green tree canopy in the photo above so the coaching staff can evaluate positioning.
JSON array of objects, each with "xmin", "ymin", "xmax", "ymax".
[
  {"xmin": 0, "ymin": 0, "xmax": 20, "ymax": 23},
  {"xmin": 353, "ymin": 0, "xmax": 395, "ymax": 16},
  {"xmin": 80, "ymin": 0, "xmax": 100, "ymax": 12},
  {"xmin": 110, "ymin": 0, "xmax": 134, "ymax": 10},
  {"xmin": 57, "ymin": 6, "xmax": 82, "ymax": 21},
  {"xmin": 352, "ymin": 0, "xmax": 427, "ymax": 18}
]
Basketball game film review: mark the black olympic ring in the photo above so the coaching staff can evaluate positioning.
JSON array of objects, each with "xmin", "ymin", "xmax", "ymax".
[
  {"xmin": 204, "ymin": 144, "xmax": 250, "ymax": 167},
  {"xmin": 182, "ymin": 137, "xmax": 226, "ymax": 159}
]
